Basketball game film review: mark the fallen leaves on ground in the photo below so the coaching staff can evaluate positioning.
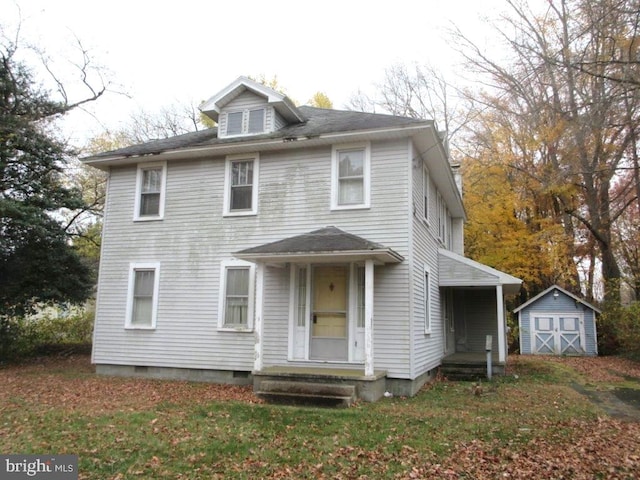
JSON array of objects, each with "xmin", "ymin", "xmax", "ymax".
[{"xmin": 0, "ymin": 354, "xmax": 261, "ymax": 415}]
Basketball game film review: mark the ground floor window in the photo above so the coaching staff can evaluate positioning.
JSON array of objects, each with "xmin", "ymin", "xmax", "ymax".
[
  {"xmin": 219, "ymin": 260, "xmax": 255, "ymax": 331},
  {"xmin": 126, "ymin": 262, "xmax": 160, "ymax": 329}
]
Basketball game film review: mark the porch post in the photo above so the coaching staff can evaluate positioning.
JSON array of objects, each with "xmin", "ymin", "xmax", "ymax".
[
  {"xmin": 496, "ymin": 284, "xmax": 506, "ymax": 363},
  {"xmin": 364, "ymin": 259, "xmax": 374, "ymax": 377},
  {"xmin": 254, "ymin": 263, "xmax": 265, "ymax": 372}
]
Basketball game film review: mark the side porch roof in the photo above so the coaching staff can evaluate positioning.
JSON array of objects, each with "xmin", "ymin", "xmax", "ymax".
[
  {"xmin": 234, "ymin": 226, "xmax": 404, "ymax": 265},
  {"xmin": 438, "ymin": 248, "xmax": 522, "ymax": 295}
]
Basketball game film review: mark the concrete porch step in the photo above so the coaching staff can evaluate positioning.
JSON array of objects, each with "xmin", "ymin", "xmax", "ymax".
[
  {"xmin": 255, "ymin": 380, "xmax": 356, "ymax": 407},
  {"xmin": 440, "ymin": 364, "xmax": 490, "ymax": 381}
]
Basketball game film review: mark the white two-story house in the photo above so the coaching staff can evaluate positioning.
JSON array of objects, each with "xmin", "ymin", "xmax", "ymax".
[{"xmin": 84, "ymin": 76, "xmax": 521, "ymax": 403}]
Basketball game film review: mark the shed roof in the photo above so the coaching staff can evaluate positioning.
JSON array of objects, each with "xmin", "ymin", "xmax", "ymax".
[
  {"xmin": 234, "ymin": 226, "xmax": 404, "ymax": 265},
  {"xmin": 513, "ymin": 285, "xmax": 601, "ymax": 314}
]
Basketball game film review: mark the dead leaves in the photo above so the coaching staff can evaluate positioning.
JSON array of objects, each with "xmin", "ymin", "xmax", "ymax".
[{"xmin": 0, "ymin": 354, "xmax": 261, "ymax": 415}]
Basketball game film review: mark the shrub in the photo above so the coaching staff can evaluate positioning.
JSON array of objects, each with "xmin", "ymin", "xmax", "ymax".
[
  {"xmin": 598, "ymin": 301, "xmax": 640, "ymax": 358},
  {"xmin": 0, "ymin": 302, "xmax": 94, "ymax": 362}
]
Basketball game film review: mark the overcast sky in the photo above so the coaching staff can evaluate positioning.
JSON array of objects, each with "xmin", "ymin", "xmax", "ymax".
[{"xmin": 2, "ymin": 0, "xmax": 505, "ymax": 146}]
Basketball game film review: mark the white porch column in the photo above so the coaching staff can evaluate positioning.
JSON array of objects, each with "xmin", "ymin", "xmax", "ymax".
[
  {"xmin": 496, "ymin": 284, "xmax": 506, "ymax": 363},
  {"xmin": 254, "ymin": 263, "xmax": 265, "ymax": 372},
  {"xmin": 364, "ymin": 259, "xmax": 374, "ymax": 377}
]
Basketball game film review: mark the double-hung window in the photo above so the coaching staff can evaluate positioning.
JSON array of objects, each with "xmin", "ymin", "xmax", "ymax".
[
  {"xmin": 224, "ymin": 154, "xmax": 259, "ymax": 215},
  {"xmin": 134, "ymin": 162, "xmax": 167, "ymax": 221},
  {"xmin": 219, "ymin": 260, "xmax": 255, "ymax": 331},
  {"xmin": 126, "ymin": 263, "xmax": 160, "ymax": 329},
  {"xmin": 423, "ymin": 164, "xmax": 430, "ymax": 223},
  {"xmin": 331, "ymin": 143, "xmax": 370, "ymax": 210}
]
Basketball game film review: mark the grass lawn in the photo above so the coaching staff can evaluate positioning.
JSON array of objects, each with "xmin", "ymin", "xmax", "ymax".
[{"xmin": 1, "ymin": 355, "xmax": 640, "ymax": 479}]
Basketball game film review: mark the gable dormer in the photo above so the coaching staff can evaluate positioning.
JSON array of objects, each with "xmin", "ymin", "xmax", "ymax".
[{"xmin": 200, "ymin": 76, "xmax": 305, "ymax": 138}]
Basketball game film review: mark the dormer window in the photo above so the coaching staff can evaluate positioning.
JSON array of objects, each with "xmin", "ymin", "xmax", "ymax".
[
  {"xmin": 227, "ymin": 112, "xmax": 243, "ymax": 135},
  {"xmin": 224, "ymin": 108, "xmax": 266, "ymax": 136},
  {"xmin": 248, "ymin": 109, "xmax": 265, "ymax": 133}
]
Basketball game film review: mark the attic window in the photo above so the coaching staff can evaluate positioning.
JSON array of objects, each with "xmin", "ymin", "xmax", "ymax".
[
  {"xmin": 224, "ymin": 108, "xmax": 266, "ymax": 136},
  {"xmin": 248, "ymin": 109, "xmax": 265, "ymax": 133},
  {"xmin": 227, "ymin": 112, "xmax": 243, "ymax": 135}
]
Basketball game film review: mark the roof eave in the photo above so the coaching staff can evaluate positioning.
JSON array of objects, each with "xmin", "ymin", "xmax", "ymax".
[
  {"xmin": 81, "ymin": 123, "xmax": 438, "ymax": 169},
  {"xmin": 513, "ymin": 285, "xmax": 602, "ymax": 314},
  {"xmin": 235, "ymin": 249, "xmax": 404, "ymax": 265}
]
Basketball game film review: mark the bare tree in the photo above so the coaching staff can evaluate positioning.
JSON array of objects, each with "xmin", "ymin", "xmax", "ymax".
[
  {"xmin": 347, "ymin": 63, "xmax": 472, "ymax": 160},
  {"xmin": 453, "ymin": 0, "xmax": 640, "ymax": 301}
]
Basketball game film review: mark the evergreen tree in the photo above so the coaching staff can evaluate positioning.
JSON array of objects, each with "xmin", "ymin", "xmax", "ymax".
[{"xmin": 0, "ymin": 41, "xmax": 92, "ymax": 315}]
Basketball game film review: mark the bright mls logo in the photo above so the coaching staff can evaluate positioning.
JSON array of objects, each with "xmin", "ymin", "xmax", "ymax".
[{"xmin": 1, "ymin": 455, "xmax": 78, "ymax": 479}]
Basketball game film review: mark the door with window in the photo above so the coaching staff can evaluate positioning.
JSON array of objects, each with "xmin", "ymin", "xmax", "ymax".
[{"xmin": 310, "ymin": 266, "xmax": 348, "ymax": 361}]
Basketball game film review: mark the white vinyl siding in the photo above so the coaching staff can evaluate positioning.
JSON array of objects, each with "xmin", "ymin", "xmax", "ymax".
[
  {"xmin": 93, "ymin": 139, "xmax": 413, "ymax": 378},
  {"xmin": 331, "ymin": 143, "xmax": 371, "ymax": 210},
  {"xmin": 125, "ymin": 262, "xmax": 160, "ymax": 329},
  {"xmin": 218, "ymin": 260, "xmax": 255, "ymax": 331},
  {"xmin": 134, "ymin": 162, "xmax": 166, "ymax": 221},
  {"xmin": 423, "ymin": 164, "xmax": 430, "ymax": 223},
  {"xmin": 224, "ymin": 154, "xmax": 259, "ymax": 216}
]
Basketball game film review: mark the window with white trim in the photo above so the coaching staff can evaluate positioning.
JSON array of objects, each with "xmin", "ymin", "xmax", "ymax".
[
  {"xmin": 126, "ymin": 263, "xmax": 160, "ymax": 329},
  {"xmin": 134, "ymin": 162, "xmax": 167, "ymax": 221},
  {"xmin": 218, "ymin": 260, "xmax": 255, "ymax": 330},
  {"xmin": 331, "ymin": 143, "xmax": 370, "ymax": 210},
  {"xmin": 224, "ymin": 108, "xmax": 266, "ymax": 136},
  {"xmin": 356, "ymin": 266, "xmax": 365, "ymax": 328},
  {"xmin": 423, "ymin": 164, "xmax": 430, "ymax": 223},
  {"xmin": 424, "ymin": 265, "xmax": 431, "ymax": 333},
  {"xmin": 436, "ymin": 192, "xmax": 449, "ymax": 244},
  {"xmin": 224, "ymin": 154, "xmax": 259, "ymax": 216}
]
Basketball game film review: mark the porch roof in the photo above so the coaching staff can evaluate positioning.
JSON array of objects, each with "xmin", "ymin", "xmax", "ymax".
[
  {"xmin": 234, "ymin": 226, "xmax": 404, "ymax": 265},
  {"xmin": 438, "ymin": 248, "xmax": 522, "ymax": 295}
]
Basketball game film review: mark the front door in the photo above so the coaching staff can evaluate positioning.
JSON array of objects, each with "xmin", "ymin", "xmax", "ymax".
[{"xmin": 310, "ymin": 266, "xmax": 348, "ymax": 361}]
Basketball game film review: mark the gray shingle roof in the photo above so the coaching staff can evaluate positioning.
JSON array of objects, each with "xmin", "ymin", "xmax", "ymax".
[
  {"xmin": 87, "ymin": 106, "xmax": 430, "ymax": 160},
  {"xmin": 235, "ymin": 226, "xmax": 404, "ymax": 264},
  {"xmin": 237, "ymin": 226, "xmax": 387, "ymax": 255}
]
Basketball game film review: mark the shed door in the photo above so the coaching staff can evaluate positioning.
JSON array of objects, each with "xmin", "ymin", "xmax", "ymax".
[{"xmin": 531, "ymin": 312, "xmax": 585, "ymax": 355}]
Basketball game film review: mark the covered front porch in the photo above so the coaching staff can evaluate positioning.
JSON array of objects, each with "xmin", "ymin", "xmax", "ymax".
[
  {"xmin": 439, "ymin": 249, "xmax": 522, "ymax": 377},
  {"xmin": 235, "ymin": 227, "xmax": 404, "ymax": 404}
]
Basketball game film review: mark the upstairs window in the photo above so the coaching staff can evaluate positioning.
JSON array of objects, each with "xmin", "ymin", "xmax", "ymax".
[
  {"xmin": 134, "ymin": 162, "xmax": 166, "ymax": 221},
  {"xmin": 331, "ymin": 143, "xmax": 370, "ymax": 210},
  {"xmin": 224, "ymin": 154, "xmax": 259, "ymax": 216},
  {"xmin": 224, "ymin": 108, "xmax": 266, "ymax": 136},
  {"xmin": 423, "ymin": 164, "xmax": 430, "ymax": 223}
]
